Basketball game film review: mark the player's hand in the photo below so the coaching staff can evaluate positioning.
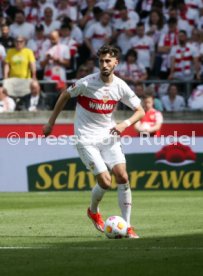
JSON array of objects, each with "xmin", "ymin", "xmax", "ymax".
[
  {"xmin": 42, "ymin": 123, "xmax": 53, "ymax": 137},
  {"xmin": 110, "ymin": 122, "xmax": 127, "ymax": 135},
  {"xmin": 110, "ymin": 127, "xmax": 121, "ymax": 136}
]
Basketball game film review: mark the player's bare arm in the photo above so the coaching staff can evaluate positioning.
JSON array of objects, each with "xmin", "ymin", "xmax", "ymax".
[
  {"xmin": 134, "ymin": 121, "xmax": 142, "ymax": 132},
  {"xmin": 147, "ymin": 123, "xmax": 162, "ymax": 134},
  {"xmin": 43, "ymin": 90, "xmax": 70, "ymax": 137},
  {"xmin": 110, "ymin": 105, "xmax": 145, "ymax": 135}
]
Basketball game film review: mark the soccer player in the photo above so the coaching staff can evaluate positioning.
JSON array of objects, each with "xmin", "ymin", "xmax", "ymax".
[{"xmin": 43, "ymin": 45, "xmax": 145, "ymax": 238}]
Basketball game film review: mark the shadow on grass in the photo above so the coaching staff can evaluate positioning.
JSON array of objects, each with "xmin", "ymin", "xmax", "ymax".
[{"xmin": 0, "ymin": 233, "xmax": 202, "ymax": 276}]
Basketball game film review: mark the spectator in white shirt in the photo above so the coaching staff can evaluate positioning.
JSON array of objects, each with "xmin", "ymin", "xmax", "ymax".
[
  {"xmin": 57, "ymin": 0, "xmax": 78, "ymax": 23},
  {"xmin": 41, "ymin": 6, "xmax": 61, "ymax": 38},
  {"xmin": 183, "ymin": 0, "xmax": 203, "ymax": 29},
  {"xmin": 167, "ymin": 7, "xmax": 192, "ymax": 37},
  {"xmin": 62, "ymin": 17, "xmax": 84, "ymax": 47},
  {"xmin": 59, "ymin": 22, "xmax": 79, "ymax": 77},
  {"xmin": 145, "ymin": 9, "xmax": 165, "ymax": 45},
  {"xmin": 84, "ymin": 11, "xmax": 112, "ymax": 57},
  {"xmin": 116, "ymin": 26, "xmax": 137, "ymax": 57},
  {"xmin": 0, "ymin": 86, "xmax": 16, "ymax": 112},
  {"xmin": 106, "ymin": 0, "xmax": 137, "ymax": 13},
  {"xmin": 112, "ymin": 4, "xmax": 139, "ymax": 31},
  {"xmin": 188, "ymin": 85, "xmax": 203, "ymax": 110},
  {"xmin": 113, "ymin": 5, "xmax": 139, "ymax": 56},
  {"xmin": 129, "ymin": 22, "xmax": 155, "ymax": 74},
  {"xmin": 161, "ymin": 84, "xmax": 186, "ymax": 111},
  {"xmin": 59, "ymin": 22, "xmax": 78, "ymax": 58},
  {"xmin": 24, "ymin": 0, "xmax": 39, "ymax": 24},
  {"xmin": 115, "ymin": 49, "xmax": 147, "ymax": 89},
  {"xmin": 157, "ymin": 17, "xmax": 179, "ymax": 79},
  {"xmin": 10, "ymin": 10, "xmax": 35, "ymax": 40},
  {"xmin": 168, "ymin": 30, "xmax": 200, "ymax": 81},
  {"xmin": 189, "ymin": 28, "xmax": 202, "ymax": 54},
  {"xmin": 41, "ymin": 30, "xmax": 70, "ymax": 92},
  {"xmin": 79, "ymin": 0, "xmax": 97, "ymax": 30},
  {"xmin": 27, "ymin": 24, "xmax": 50, "ymax": 80},
  {"xmin": 39, "ymin": 2, "xmax": 58, "ymax": 21}
]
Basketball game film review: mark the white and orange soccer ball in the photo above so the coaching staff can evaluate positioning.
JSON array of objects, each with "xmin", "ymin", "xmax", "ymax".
[{"xmin": 104, "ymin": 216, "xmax": 128, "ymax": 239}]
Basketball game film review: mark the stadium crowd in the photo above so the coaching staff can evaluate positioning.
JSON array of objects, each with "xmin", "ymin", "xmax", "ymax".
[{"xmin": 0, "ymin": 0, "xmax": 203, "ymax": 112}]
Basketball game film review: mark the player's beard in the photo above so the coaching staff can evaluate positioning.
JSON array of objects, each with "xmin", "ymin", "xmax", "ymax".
[{"xmin": 101, "ymin": 66, "xmax": 115, "ymax": 77}]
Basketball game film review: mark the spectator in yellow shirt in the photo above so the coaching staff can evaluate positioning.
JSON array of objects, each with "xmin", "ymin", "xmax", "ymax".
[
  {"xmin": 4, "ymin": 36, "xmax": 36, "ymax": 79},
  {"xmin": 3, "ymin": 36, "xmax": 36, "ymax": 98}
]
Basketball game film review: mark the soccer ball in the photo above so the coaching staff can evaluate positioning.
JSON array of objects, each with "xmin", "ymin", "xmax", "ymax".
[{"xmin": 104, "ymin": 216, "xmax": 128, "ymax": 239}]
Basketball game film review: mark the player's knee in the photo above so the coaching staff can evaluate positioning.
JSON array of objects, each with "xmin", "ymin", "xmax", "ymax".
[
  {"xmin": 114, "ymin": 171, "xmax": 129, "ymax": 184},
  {"xmin": 97, "ymin": 173, "xmax": 111, "ymax": 189}
]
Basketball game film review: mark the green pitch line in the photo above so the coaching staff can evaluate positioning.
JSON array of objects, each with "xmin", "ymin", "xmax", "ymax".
[{"xmin": 0, "ymin": 191, "xmax": 202, "ymax": 276}]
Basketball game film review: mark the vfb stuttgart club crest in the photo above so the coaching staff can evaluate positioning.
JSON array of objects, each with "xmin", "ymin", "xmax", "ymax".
[{"xmin": 103, "ymin": 89, "xmax": 110, "ymax": 103}]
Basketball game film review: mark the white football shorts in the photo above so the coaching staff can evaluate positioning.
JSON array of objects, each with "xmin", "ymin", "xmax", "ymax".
[{"xmin": 76, "ymin": 141, "xmax": 126, "ymax": 175}]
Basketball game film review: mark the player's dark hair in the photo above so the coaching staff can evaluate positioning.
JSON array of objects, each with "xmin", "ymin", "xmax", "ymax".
[{"xmin": 97, "ymin": 45, "xmax": 120, "ymax": 59}]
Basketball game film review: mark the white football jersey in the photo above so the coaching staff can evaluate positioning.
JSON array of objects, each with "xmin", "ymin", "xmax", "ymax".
[
  {"xmin": 129, "ymin": 35, "xmax": 155, "ymax": 68},
  {"xmin": 67, "ymin": 72, "xmax": 141, "ymax": 144},
  {"xmin": 85, "ymin": 22, "xmax": 112, "ymax": 53}
]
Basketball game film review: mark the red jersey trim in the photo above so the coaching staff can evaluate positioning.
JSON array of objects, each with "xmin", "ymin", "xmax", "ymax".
[
  {"xmin": 134, "ymin": 45, "xmax": 150, "ymax": 50},
  {"xmin": 186, "ymin": 3, "xmax": 198, "ymax": 9},
  {"xmin": 77, "ymin": 95, "xmax": 118, "ymax": 114},
  {"xmin": 92, "ymin": 34, "xmax": 106, "ymax": 39}
]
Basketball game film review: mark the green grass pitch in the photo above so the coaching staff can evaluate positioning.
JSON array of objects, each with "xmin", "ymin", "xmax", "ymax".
[{"xmin": 0, "ymin": 191, "xmax": 202, "ymax": 276}]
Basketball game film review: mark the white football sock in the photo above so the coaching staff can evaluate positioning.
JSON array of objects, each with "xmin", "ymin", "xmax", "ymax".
[
  {"xmin": 90, "ymin": 183, "xmax": 106, "ymax": 213},
  {"xmin": 117, "ymin": 183, "xmax": 132, "ymax": 227}
]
